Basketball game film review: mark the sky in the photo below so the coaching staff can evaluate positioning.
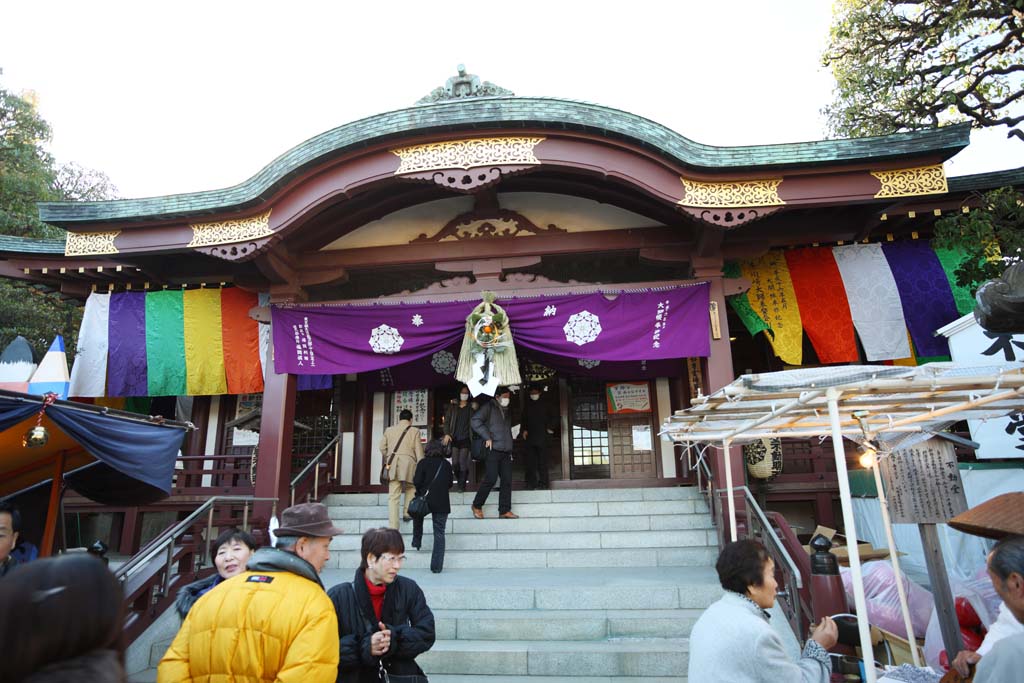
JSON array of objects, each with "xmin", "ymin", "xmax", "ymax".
[{"xmin": 1, "ymin": 1, "xmax": 1021, "ymax": 200}]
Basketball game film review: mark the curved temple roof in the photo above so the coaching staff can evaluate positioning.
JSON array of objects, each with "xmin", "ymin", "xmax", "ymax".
[{"xmin": 37, "ymin": 96, "xmax": 972, "ymax": 226}]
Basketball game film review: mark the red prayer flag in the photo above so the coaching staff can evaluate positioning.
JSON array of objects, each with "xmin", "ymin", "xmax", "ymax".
[
  {"xmin": 220, "ymin": 288, "xmax": 264, "ymax": 394},
  {"xmin": 784, "ymin": 247, "xmax": 859, "ymax": 363}
]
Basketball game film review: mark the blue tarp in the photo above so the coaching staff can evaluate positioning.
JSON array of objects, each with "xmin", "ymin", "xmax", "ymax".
[{"xmin": 0, "ymin": 394, "xmax": 186, "ymax": 504}]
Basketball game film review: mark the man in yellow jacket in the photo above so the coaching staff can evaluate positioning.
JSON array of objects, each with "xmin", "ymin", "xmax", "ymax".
[{"xmin": 158, "ymin": 502, "xmax": 344, "ymax": 682}]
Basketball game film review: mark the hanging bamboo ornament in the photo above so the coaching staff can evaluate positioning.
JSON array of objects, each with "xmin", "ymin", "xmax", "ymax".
[{"xmin": 456, "ymin": 292, "xmax": 521, "ymax": 396}]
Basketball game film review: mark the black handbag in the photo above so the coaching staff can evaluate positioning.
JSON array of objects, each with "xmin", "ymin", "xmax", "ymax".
[
  {"xmin": 379, "ymin": 426, "xmax": 414, "ymax": 485},
  {"xmin": 470, "ymin": 433, "xmax": 488, "ymax": 463},
  {"xmin": 407, "ymin": 464, "xmax": 442, "ymax": 519}
]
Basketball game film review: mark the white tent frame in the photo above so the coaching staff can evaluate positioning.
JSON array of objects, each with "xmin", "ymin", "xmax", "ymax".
[{"xmin": 661, "ymin": 364, "xmax": 1024, "ymax": 682}]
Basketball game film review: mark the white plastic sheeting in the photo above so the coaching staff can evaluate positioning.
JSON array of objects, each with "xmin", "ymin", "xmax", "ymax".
[{"xmin": 852, "ymin": 467, "xmax": 1024, "ymax": 582}]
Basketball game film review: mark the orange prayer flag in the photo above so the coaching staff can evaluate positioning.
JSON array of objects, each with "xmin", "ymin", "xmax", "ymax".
[{"xmin": 220, "ymin": 288, "xmax": 264, "ymax": 394}]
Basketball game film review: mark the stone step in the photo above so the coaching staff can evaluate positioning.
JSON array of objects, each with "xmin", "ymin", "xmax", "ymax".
[
  {"xmin": 433, "ymin": 609, "xmax": 703, "ymax": 640},
  {"xmin": 318, "ymin": 567, "xmax": 722, "ymax": 611},
  {"xmin": 333, "ymin": 511, "xmax": 713, "ymax": 535},
  {"xmin": 426, "ymin": 677, "xmax": 685, "ymax": 683},
  {"xmin": 329, "ymin": 499, "xmax": 707, "ymax": 520},
  {"xmin": 328, "ymin": 546, "xmax": 717, "ymax": 570},
  {"xmin": 331, "ymin": 528, "xmax": 715, "ymax": 552},
  {"xmin": 324, "ymin": 487, "xmax": 703, "ymax": 507},
  {"xmin": 418, "ymin": 639, "xmax": 690, "ymax": 677}
]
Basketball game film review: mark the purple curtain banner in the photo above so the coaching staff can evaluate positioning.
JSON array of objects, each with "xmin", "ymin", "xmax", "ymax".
[
  {"xmin": 108, "ymin": 291, "xmax": 148, "ymax": 396},
  {"xmin": 272, "ymin": 283, "xmax": 710, "ymax": 376}
]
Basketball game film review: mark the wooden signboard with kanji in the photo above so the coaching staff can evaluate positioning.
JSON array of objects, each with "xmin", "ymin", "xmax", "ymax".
[{"xmin": 878, "ymin": 438, "xmax": 968, "ymax": 524}]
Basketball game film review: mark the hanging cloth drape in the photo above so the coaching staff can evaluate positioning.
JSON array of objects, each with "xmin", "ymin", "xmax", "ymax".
[
  {"xmin": 881, "ymin": 240, "xmax": 959, "ymax": 357},
  {"xmin": 933, "ymin": 247, "xmax": 979, "ymax": 317},
  {"xmin": 108, "ymin": 292, "xmax": 148, "ymax": 397},
  {"xmin": 722, "ymin": 262, "xmax": 773, "ymax": 339},
  {"xmin": 271, "ymin": 284, "xmax": 711, "ymax": 376},
  {"xmin": 784, "ymin": 247, "xmax": 859, "ymax": 363},
  {"xmin": 740, "ymin": 252, "xmax": 803, "ymax": 365},
  {"xmin": 69, "ymin": 294, "xmax": 109, "ymax": 398},
  {"xmin": 833, "ymin": 244, "xmax": 911, "ymax": 361}
]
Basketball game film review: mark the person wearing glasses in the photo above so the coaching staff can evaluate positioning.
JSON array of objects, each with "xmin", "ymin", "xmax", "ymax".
[{"xmin": 328, "ymin": 527, "xmax": 435, "ymax": 682}]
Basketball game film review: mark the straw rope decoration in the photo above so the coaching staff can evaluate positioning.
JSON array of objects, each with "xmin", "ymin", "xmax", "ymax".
[{"xmin": 455, "ymin": 291, "xmax": 522, "ymax": 395}]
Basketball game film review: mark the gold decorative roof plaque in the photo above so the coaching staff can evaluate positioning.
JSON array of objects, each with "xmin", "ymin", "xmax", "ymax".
[
  {"xmin": 871, "ymin": 165, "xmax": 948, "ymax": 198},
  {"xmin": 65, "ymin": 231, "xmax": 120, "ymax": 256},
  {"xmin": 188, "ymin": 210, "xmax": 273, "ymax": 247},
  {"xmin": 679, "ymin": 178, "xmax": 785, "ymax": 208},
  {"xmin": 392, "ymin": 137, "xmax": 544, "ymax": 174}
]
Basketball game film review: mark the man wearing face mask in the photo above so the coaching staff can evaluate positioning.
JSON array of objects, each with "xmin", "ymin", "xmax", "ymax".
[
  {"xmin": 470, "ymin": 387, "xmax": 519, "ymax": 519},
  {"xmin": 521, "ymin": 385, "xmax": 552, "ymax": 490},
  {"xmin": 443, "ymin": 385, "xmax": 475, "ymax": 493}
]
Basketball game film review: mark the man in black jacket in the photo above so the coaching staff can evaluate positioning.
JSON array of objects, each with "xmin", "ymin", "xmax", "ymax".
[
  {"xmin": 521, "ymin": 385, "xmax": 552, "ymax": 490},
  {"xmin": 470, "ymin": 387, "xmax": 519, "ymax": 519},
  {"xmin": 327, "ymin": 527, "xmax": 435, "ymax": 683}
]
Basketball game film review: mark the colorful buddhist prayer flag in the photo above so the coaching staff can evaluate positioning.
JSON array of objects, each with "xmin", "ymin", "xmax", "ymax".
[
  {"xmin": 740, "ymin": 252, "xmax": 803, "ymax": 365},
  {"xmin": 881, "ymin": 240, "xmax": 958, "ymax": 358},
  {"xmin": 69, "ymin": 288, "xmax": 264, "ymax": 398},
  {"xmin": 28, "ymin": 336, "xmax": 70, "ymax": 399},
  {"xmin": 68, "ymin": 293, "xmax": 109, "ymax": 397},
  {"xmin": 784, "ymin": 247, "xmax": 858, "ymax": 364},
  {"xmin": 0, "ymin": 336, "xmax": 38, "ymax": 393},
  {"xmin": 833, "ymin": 244, "xmax": 911, "ymax": 361},
  {"xmin": 933, "ymin": 247, "xmax": 978, "ymax": 317},
  {"xmin": 722, "ymin": 262, "xmax": 773, "ymax": 340},
  {"xmin": 145, "ymin": 290, "xmax": 187, "ymax": 396},
  {"xmin": 108, "ymin": 292, "xmax": 148, "ymax": 397}
]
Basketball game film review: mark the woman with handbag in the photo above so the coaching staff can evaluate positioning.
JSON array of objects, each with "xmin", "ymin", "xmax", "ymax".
[
  {"xmin": 328, "ymin": 528, "xmax": 435, "ymax": 683},
  {"xmin": 379, "ymin": 409, "xmax": 424, "ymax": 529},
  {"xmin": 410, "ymin": 427, "xmax": 454, "ymax": 573}
]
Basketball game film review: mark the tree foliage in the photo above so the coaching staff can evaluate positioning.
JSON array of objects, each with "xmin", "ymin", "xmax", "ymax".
[
  {"xmin": 0, "ymin": 73, "xmax": 118, "ymax": 359},
  {"xmin": 932, "ymin": 186, "xmax": 1024, "ymax": 290},
  {"xmin": 823, "ymin": 1, "xmax": 1024, "ymax": 140}
]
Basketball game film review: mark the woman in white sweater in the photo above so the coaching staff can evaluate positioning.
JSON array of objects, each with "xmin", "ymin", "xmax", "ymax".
[{"xmin": 688, "ymin": 539, "xmax": 838, "ymax": 682}]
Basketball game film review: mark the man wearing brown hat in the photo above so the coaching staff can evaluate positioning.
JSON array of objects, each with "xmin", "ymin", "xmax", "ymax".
[{"xmin": 159, "ymin": 502, "xmax": 344, "ymax": 683}]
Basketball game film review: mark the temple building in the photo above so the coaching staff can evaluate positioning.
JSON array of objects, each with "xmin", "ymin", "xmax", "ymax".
[{"xmin": 2, "ymin": 68, "xmax": 1022, "ymax": 545}]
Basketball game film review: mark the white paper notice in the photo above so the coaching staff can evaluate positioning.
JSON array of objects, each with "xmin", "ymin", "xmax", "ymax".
[
  {"xmin": 511, "ymin": 424, "xmax": 521, "ymax": 440},
  {"xmin": 632, "ymin": 425, "xmax": 652, "ymax": 451}
]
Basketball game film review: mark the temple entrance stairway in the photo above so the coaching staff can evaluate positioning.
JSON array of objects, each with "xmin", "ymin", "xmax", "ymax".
[
  {"xmin": 333, "ymin": 486, "xmax": 721, "ymax": 682},
  {"xmin": 129, "ymin": 486, "xmax": 725, "ymax": 682}
]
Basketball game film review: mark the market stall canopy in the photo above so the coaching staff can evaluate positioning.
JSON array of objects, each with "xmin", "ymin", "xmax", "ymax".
[
  {"xmin": 660, "ymin": 363, "xmax": 1024, "ymax": 446},
  {"xmin": 0, "ymin": 390, "xmax": 192, "ymax": 504}
]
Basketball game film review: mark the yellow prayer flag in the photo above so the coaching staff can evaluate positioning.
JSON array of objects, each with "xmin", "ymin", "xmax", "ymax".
[
  {"xmin": 741, "ymin": 252, "xmax": 803, "ymax": 365},
  {"xmin": 183, "ymin": 289, "xmax": 227, "ymax": 395}
]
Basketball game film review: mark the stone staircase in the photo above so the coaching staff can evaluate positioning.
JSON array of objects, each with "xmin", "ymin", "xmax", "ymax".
[
  {"xmin": 326, "ymin": 486, "xmax": 719, "ymax": 681},
  {"xmin": 129, "ymin": 486, "xmax": 722, "ymax": 682}
]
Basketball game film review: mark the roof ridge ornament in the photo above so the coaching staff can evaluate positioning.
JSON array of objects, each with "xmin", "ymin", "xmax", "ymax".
[{"xmin": 416, "ymin": 64, "xmax": 514, "ymax": 104}]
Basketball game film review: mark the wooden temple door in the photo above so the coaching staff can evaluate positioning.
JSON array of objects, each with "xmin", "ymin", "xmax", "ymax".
[{"xmin": 608, "ymin": 411, "xmax": 658, "ymax": 480}]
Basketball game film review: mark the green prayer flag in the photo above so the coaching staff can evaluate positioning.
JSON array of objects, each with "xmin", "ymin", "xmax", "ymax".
[
  {"xmin": 146, "ymin": 290, "xmax": 187, "ymax": 396},
  {"xmin": 933, "ymin": 247, "xmax": 977, "ymax": 317},
  {"xmin": 722, "ymin": 262, "xmax": 773, "ymax": 339}
]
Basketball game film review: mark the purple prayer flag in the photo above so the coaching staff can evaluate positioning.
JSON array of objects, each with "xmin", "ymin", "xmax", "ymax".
[
  {"xmin": 271, "ymin": 283, "xmax": 710, "ymax": 375},
  {"xmin": 881, "ymin": 241, "xmax": 959, "ymax": 357},
  {"xmin": 107, "ymin": 291, "xmax": 149, "ymax": 396}
]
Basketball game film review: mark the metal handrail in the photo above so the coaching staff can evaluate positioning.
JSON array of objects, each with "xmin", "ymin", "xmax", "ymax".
[
  {"xmin": 289, "ymin": 434, "xmax": 340, "ymax": 506},
  {"xmin": 114, "ymin": 495, "xmax": 278, "ymax": 583},
  {"xmin": 716, "ymin": 485, "xmax": 803, "ymax": 589}
]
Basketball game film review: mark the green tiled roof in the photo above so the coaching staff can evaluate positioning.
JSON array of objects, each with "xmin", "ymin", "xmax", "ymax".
[
  {"xmin": 0, "ymin": 235, "xmax": 65, "ymax": 255},
  {"xmin": 38, "ymin": 97, "xmax": 972, "ymax": 225},
  {"xmin": 948, "ymin": 165, "xmax": 1024, "ymax": 193}
]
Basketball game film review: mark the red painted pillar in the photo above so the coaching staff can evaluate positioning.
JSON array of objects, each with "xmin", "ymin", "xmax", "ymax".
[
  {"xmin": 352, "ymin": 377, "xmax": 373, "ymax": 487},
  {"xmin": 693, "ymin": 257, "xmax": 747, "ymax": 544},
  {"xmin": 255, "ymin": 366, "xmax": 296, "ymax": 522}
]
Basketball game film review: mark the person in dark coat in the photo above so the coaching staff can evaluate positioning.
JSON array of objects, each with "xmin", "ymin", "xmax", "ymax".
[
  {"xmin": 328, "ymin": 528, "xmax": 435, "ymax": 683},
  {"xmin": 470, "ymin": 386, "xmax": 519, "ymax": 519},
  {"xmin": 0, "ymin": 553, "xmax": 127, "ymax": 683},
  {"xmin": 412, "ymin": 426, "xmax": 454, "ymax": 573},
  {"xmin": 521, "ymin": 385, "xmax": 552, "ymax": 490},
  {"xmin": 174, "ymin": 527, "xmax": 258, "ymax": 619},
  {"xmin": 443, "ymin": 385, "xmax": 475, "ymax": 492},
  {"xmin": 0, "ymin": 500, "xmax": 21, "ymax": 579}
]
